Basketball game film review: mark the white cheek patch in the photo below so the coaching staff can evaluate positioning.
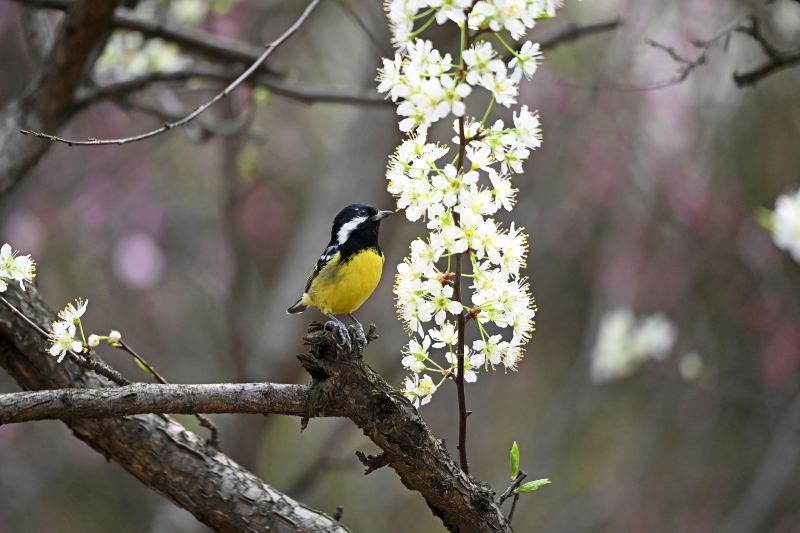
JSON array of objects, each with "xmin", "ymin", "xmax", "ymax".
[{"xmin": 337, "ymin": 216, "xmax": 367, "ymax": 245}]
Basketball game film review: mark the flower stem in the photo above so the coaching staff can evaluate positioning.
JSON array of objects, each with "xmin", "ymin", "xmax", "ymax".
[{"xmin": 409, "ymin": 14, "xmax": 436, "ymax": 39}]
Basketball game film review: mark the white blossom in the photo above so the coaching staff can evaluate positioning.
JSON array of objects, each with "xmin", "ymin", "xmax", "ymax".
[
  {"xmin": 48, "ymin": 320, "xmax": 82, "ymax": 363},
  {"xmin": 403, "ymin": 374, "xmax": 438, "ymax": 407},
  {"xmin": 0, "ymin": 243, "xmax": 37, "ymax": 291},
  {"xmin": 591, "ymin": 308, "xmax": 677, "ymax": 383},
  {"xmin": 382, "ymin": 0, "xmax": 559, "ymax": 404},
  {"xmin": 772, "ymin": 188, "xmax": 800, "ymax": 262},
  {"xmin": 58, "ymin": 298, "xmax": 88, "ymax": 324},
  {"xmin": 509, "ymin": 41, "xmax": 542, "ymax": 80}
]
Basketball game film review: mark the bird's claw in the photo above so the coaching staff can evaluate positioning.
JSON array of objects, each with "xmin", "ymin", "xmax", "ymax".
[
  {"xmin": 351, "ymin": 324, "xmax": 368, "ymax": 346},
  {"xmin": 325, "ymin": 320, "xmax": 352, "ymax": 350}
]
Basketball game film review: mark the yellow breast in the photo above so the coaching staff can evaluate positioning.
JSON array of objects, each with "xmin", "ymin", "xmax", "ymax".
[{"xmin": 304, "ymin": 249, "xmax": 384, "ymax": 315}]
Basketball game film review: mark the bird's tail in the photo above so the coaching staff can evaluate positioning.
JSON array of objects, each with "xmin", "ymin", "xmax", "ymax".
[{"xmin": 286, "ymin": 298, "xmax": 308, "ymax": 314}]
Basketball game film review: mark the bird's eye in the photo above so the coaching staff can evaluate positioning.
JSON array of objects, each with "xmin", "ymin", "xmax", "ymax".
[{"xmin": 358, "ymin": 209, "xmax": 367, "ymax": 216}]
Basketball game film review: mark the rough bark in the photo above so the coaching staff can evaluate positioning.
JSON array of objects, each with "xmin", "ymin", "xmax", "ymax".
[
  {"xmin": 0, "ymin": 286, "xmax": 348, "ymax": 533},
  {"xmin": 298, "ymin": 325, "xmax": 512, "ymax": 533},
  {"xmin": 0, "ymin": 382, "xmax": 315, "ymax": 423},
  {"xmin": 0, "ymin": 285, "xmax": 512, "ymax": 532}
]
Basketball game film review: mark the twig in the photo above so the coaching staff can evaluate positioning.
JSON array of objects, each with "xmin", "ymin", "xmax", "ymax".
[
  {"xmin": 72, "ymin": 352, "xmax": 129, "ymax": 385},
  {"xmin": 733, "ymin": 17, "xmax": 800, "ymax": 87},
  {"xmin": 335, "ymin": 0, "xmax": 391, "ymax": 55},
  {"xmin": 0, "ymin": 293, "xmax": 127, "ymax": 385},
  {"xmin": 71, "ymin": 67, "xmax": 389, "ymax": 111},
  {"xmin": 355, "ymin": 450, "xmax": 390, "ymax": 474},
  {"xmin": 19, "ymin": 0, "xmax": 322, "ymax": 146},
  {"xmin": 497, "ymin": 470, "xmax": 528, "ymax": 506},
  {"xmin": 118, "ymin": 340, "xmax": 219, "ymax": 446},
  {"xmin": 538, "ymin": 17, "xmax": 622, "ymax": 52}
]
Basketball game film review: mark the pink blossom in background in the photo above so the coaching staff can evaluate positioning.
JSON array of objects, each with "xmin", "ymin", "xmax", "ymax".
[
  {"xmin": 112, "ymin": 232, "xmax": 165, "ymax": 290},
  {"xmin": 3, "ymin": 210, "xmax": 47, "ymax": 256}
]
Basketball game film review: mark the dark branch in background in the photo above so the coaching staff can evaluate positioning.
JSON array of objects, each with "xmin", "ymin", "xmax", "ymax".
[
  {"xmin": 618, "ymin": 15, "xmax": 800, "ymax": 92},
  {"xmin": 19, "ymin": 0, "xmax": 323, "ymax": 146},
  {"xmin": 71, "ymin": 66, "xmax": 390, "ymax": 111},
  {"xmin": 0, "ymin": 287, "xmax": 347, "ymax": 532},
  {"xmin": 0, "ymin": 0, "xmax": 120, "ymax": 194},
  {"xmin": 733, "ymin": 17, "xmax": 800, "ymax": 87},
  {"xmin": 538, "ymin": 17, "xmax": 623, "ymax": 52},
  {"xmin": 14, "ymin": 0, "xmax": 281, "ymax": 69}
]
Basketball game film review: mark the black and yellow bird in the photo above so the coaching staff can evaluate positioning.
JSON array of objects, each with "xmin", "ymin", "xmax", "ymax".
[{"xmin": 287, "ymin": 204, "xmax": 393, "ymax": 348}]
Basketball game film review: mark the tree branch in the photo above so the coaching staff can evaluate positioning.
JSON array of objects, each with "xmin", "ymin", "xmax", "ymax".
[
  {"xmin": 14, "ymin": 0, "xmax": 280, "ymax": 70},
  {"xmin": 0, "ymin": 286, "xmax": 348, "ymax": 532},
  {"xmin": 0, "ymin": 0, "xmax": 120, "ymax": 194},
  {"xmin": 71, "ymin": 66, "xmax": 389, "ymax": 111},
  {"xmin": 0, "ymin": 382, "xmax": 315, "ymax": 424},
  {"xmin": 733, "ymin": 17, "xmax": 800, "ymax": 87},
  {"xmin": 0, "ymin": 282, "xmax": 512, "ymax": 532},
  {"xmin": 20, "ymin": 0, "xmax": 323, "ymax": 146},
  {"xmin": 538, "ymin": 17, "xmax": 623, "ymax": 52}
]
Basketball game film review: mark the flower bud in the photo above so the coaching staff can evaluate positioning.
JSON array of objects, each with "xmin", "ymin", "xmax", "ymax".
[
  {"xmin": 108, "ymin": 330, "xmax": 122, "ymax": 344},
  {"xmin": 88, "ymin": 334, "xmax": 101, "ymax": 347}
]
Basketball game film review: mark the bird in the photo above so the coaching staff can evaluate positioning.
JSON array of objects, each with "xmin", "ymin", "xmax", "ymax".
[{"xmin": 287, "ymin": 203, "xmax": 393, "ymax": 349}]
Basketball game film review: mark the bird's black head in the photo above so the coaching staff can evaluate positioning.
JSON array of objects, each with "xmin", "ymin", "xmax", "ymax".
[{"xmin": 330, "ymin": 203, "xmax": 393, "ymax": 252}]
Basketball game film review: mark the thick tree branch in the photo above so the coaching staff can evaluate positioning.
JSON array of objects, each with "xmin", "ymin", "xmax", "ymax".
[
  {"xmin": 0, "ymin": 283, "xmax": 512, "ymax": 532},
  {"xmin": 0, "ymin": 382, "xmax": 315, "ymax": 424},
  {"xmin": 0, "ymin": 0, "xmax": 120, "ymax": 194},
  {"xmin": 20, "ymin": 0, "xmax": 323, "ymax": 146},
  {"xmin": 0, "ymin": 287, "xmax": 347, "ymax": 532}
]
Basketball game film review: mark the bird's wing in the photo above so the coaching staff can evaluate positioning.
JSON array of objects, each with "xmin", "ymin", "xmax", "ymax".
[{"xmin": 304, "ymin": 244, "xmax": 338, "ymax": 293}]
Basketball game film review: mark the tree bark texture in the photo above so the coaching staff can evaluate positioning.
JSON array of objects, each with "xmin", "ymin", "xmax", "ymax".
[{"xmin": 0, "ymin": 286, "xmax": 348, "ymax": 533}]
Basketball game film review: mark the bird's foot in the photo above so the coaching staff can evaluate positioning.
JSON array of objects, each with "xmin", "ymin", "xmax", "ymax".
[
  {"xmin": 324, "ymin": 320, "xmax": 352, "ymax": 351},
  {"xmin": 351, "ymin": 324, "xmax": 368, "ymax": 346}
]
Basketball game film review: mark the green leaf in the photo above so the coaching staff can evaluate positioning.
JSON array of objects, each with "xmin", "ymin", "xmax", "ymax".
[
  {"xmin": 509, "ymin": 441, "xmax": 520, "ymax": 480},
  {"xmin": 754, "ymin": 207, "xmax": 774, "ymax": 232},
  {"xmin": 517, "ymin": 479, "xmax": 551, "ymax": 493}
]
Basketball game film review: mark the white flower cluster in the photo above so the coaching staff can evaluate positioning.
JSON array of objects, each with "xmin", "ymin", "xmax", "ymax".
[
  {"xmin": 379, "ymin": 1, "xmax": 547, "ymax": 407},
  {"xmin": 771, "ymin": 188, "xmax": 800, "ymax": 263},
  {"xmin": 378, "ymin": 16, "xmax": 543, "ymax": 132},
  {"xmin": 48, "ymin": 299, "xmax": 89, "ymax": 362},
  {"xmin": 95, "ymin": 0, "xmax": 214, "ymax": 81},
  {"xmin": 590, "ymin": 308, "xmax": 676, "ymax": 383},
  {"xmin": 47, "ymin": 298, "xmax": 124, "ymax": 362},
  {"xmin": 1, "ymin": 244, "xmax": 125, "ymax": 362},
  {"xmin": 0, "ymin": 243, "xmax": 36, "ymax": 293},
  {"xmin": 386, "ymin": 0, "xmax": 559, "ymax": 49}
]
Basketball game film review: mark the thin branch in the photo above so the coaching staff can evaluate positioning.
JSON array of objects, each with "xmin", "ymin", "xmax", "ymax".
[
  {"xmin": 335, "ymin": 0, "xmax": 391, "ymax": 55},
  {"xmin": 733, "ymin": 17, "xmax": 800, "ymax": 87},
  {"xmin": 19, "ymin": 0, "xmax": 323, "ymax": 146},
  {"xmin": 497, "ymin": 470, "xmax": 528, "ymax": 506},
  {"xmin": 72, "ymin": 68, "xmax": 390, "ymax": 111},
  {"xmin": 117, "ymin": 340, "xmax": 219, "ymax": 447},
  {"xmin": 538, "ymin": 17, "xmax": 623, "ymax": 52},
  {"xmin": 355, "ymin": 450, "xmax": 390, "ymax": 474}
]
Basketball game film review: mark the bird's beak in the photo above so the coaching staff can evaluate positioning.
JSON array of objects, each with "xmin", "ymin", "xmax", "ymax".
[{"xmin": 370, "ymin": 210, "xmax": 394, "ymax": 222}]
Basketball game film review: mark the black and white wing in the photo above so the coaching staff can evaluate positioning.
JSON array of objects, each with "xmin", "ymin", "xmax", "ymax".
[{"xmin": 304, "ymin": 243, "xmax": 338, "ymax": 292}]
